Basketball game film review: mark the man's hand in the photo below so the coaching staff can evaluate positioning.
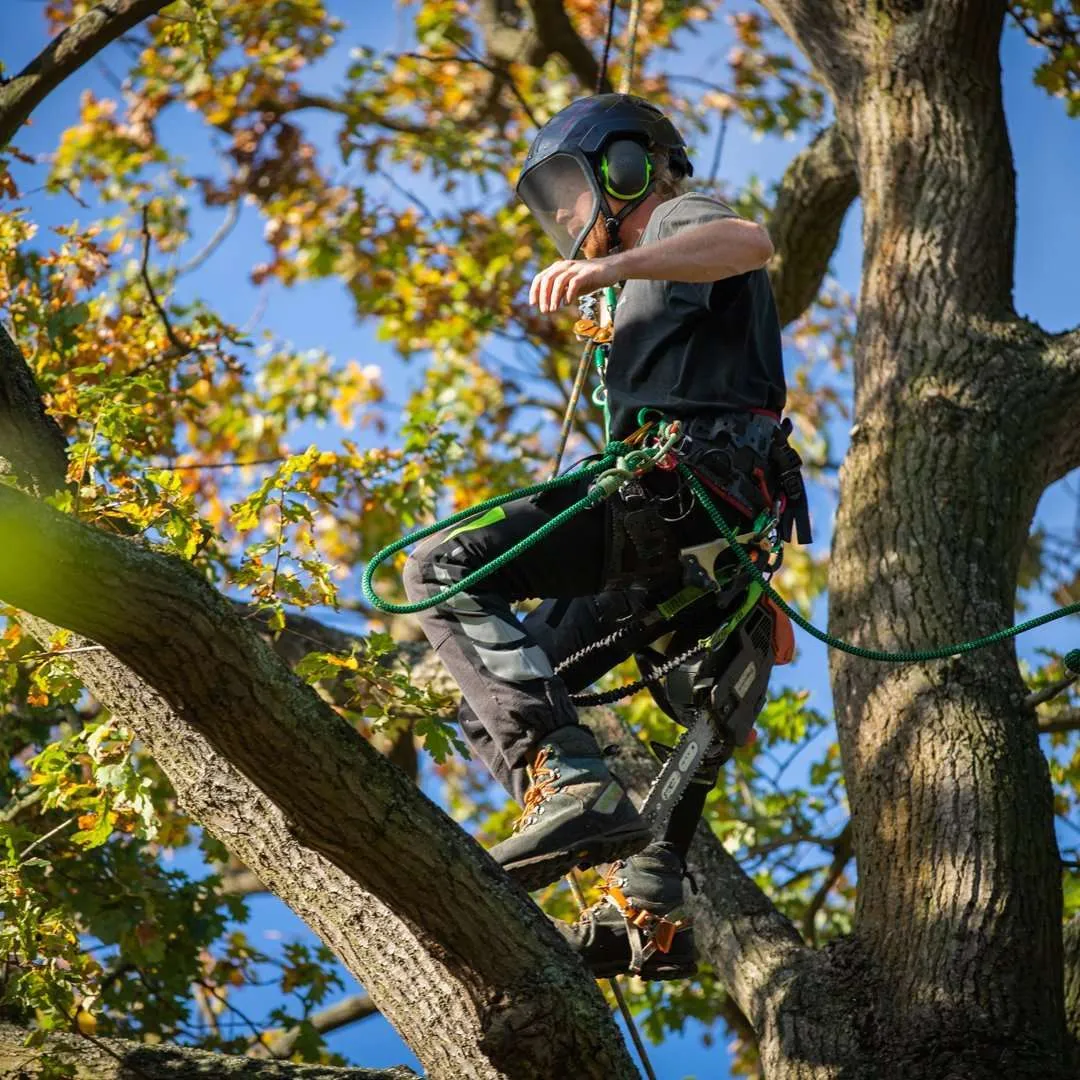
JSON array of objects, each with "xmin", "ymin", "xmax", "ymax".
[{"xmin": 529, "ymin": 256, "xmax": 622, "ymax": 313}]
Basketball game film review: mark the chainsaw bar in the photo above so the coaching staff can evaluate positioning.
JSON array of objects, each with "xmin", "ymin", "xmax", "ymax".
[{"xmin": 639, "ymin": 708, "xmax": 719, "ymax": 831}]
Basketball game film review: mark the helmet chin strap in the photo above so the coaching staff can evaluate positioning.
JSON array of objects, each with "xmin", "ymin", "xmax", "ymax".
[{"xmin": 600, "ymin": 187, "xmax": 652, "ymax": 255}]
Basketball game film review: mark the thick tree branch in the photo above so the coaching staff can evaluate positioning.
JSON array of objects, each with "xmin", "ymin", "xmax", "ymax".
[
  {"xmin": 767, "ymin": 123, "xmax": 858, "ymax": 328},
  {"xmin": 1042, "ymin": 327, "xmax": 1080, "ymax": 481},
  {"xmin": 757, "ymin": 0, "xmax": 864, "ymax": 95},
  {"xmin": 1026, "ymin": 672, "xmax": 1079, "ymax": 709},
  {"xmin": 0, "ymin": 1021, "xmax": 414, "ymax": 1079},
  {"xmin": 474, "ymin": 0, "xmax": 611, "ymax": 96},
  {"xmin": 1039, "ymin": 708, "xmax": 1080, "ymax": 736},
  {"xmin": 216, "ymin": 863, "xmax": 266, "ymax": 897},
  {"xmin": 0, "ymin": 495, "xmax": 637, "ymax": 1078},
  {"xmin": 288, "ymin": 94, "xmax": 430, "ymax": 138},
  {"xmin": 248, "ymin": 995, "xmax": 379, "ymax": 1061},
  {"xmin": 0, "ymin": 0, "xmax": 174, "ymax": 148},
  {"xmin": 475, "ymin": 0, "xmax": 543, "ymax": 69},
  {"xmin": 527, "ymin": 0, "xmax": 612, "ymax": 93},
  {"xmin": 0, "ymin": 332, "xmax": 637, "ymax": 1078},
  {"xmin": 16, "ymin": 605, "xmax": 631, "ymax": 1080}
]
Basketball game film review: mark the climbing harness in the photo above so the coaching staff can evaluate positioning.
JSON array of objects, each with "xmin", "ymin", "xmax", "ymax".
[
  {"xmin": 364, "ymin": 415, "xmax": 1080, "ymax": 824},
  {"xmin": 361, "ymin": 422, "xmax": 680, "ymax": 616},
  {"xmin": 364, "ymin": 417, "xmax": 1079, "ymax": 663}
]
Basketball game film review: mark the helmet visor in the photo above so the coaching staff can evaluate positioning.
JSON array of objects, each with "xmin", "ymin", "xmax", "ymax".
[{"xmin": 516, "ymin": 152, "xmax": 600, "ymax": 259}]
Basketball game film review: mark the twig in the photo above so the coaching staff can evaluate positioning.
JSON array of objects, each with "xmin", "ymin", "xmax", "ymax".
[
  {"xmin": 138, "ymin": 456, "xmax": 286, "ymax": 472},
  {"xmin": 708, "ymin": 112, "xmax": 729, "ymax": 184},
  {"xmin": 0, "ymin": 786, "xmax": 45, "ymax": 823},
  {"xmin": 193, "ymin": 981, "xmax": 222, "ymax": 1038},
  {"xmin": 247, "ymin": 993, "xmax": 378, "ymax": 1060},
  {"xmin": 597, "ymin": 0, "xmax": 618, "ymax": 93},
  {"xmin": 19, "ymin": 644, "xmax": 106, "ymax": 663},
  {"xmin": 195, "ymin": 978, "xmax": 267, "ymax": 1046},
  {"xmin": 548, "ymin": 342, "xmax": 593, "ymax": 480},
  {"xmin": 269, "ymin": 488, "xmax": 287, "ymax": 599},
  {"xmin": 176, "ymin": 198, "xmax": 240, "ymax": 276},
  {"xmin": 73, "ymin": 412, "xmax": 101, "ymax": 518},
  {"xmin": 747, "ymin": 827, "xmax": 846, "ymax": 859},
  {"xmin": 1025, "ymin": 673, "xmax": 1077, "ymax": 708},
  {"xmin": 19, "ymin": 816, "xmax": 76, "ymax": 859},
  {"xmin": 1039, "ymin": 708, "xmax": 1080, "ymax": 736},
  {"xmin": 435, "ymin": 38, "xmax": 540, "ymax": 127},
  {"xmin": 140, "ymin": 204, "xmax": 192, "ymax": 358},
  {"xmin": 374, "ymin": 165, "xmax": 443, "ymax": 231},
  {"xmin": 618, "ymin": 0, "xmax": 644, "ymax": 95}
]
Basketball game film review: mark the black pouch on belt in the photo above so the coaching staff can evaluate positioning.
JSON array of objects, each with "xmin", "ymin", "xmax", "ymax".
[
  {"xmin": 604, "ymin": 479, "xmax": 681, "ymax": 590},
  {"xmin": 769, "ymin": 418, "xmax": 813, "ymax": 545}
]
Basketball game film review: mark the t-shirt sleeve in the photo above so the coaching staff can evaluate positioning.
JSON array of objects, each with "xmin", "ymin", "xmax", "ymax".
[{"xmin": 654, "ymin": 194, "xmax": 750, "ymax": 312}]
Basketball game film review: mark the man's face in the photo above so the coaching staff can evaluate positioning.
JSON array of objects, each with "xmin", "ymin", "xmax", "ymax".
[{"xmin": 555, "ymin": 186, "xmax": 610, "ymax": 259}]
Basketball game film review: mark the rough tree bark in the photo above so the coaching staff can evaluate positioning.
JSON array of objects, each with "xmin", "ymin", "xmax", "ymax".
[
  {"xmin": 0, "ymin": 0, "xmax": 174, "ymax": 148},
  {"xmin": 1066, "ymin": 916, "xmax": 1080, "ymax": 1071},
  {"xmin": 0, "ymin": 1022, "xmax": 415, "ymax": 1080},
  {"xmin": 756, "ymin": 0, "xmax": 1080, "ymax": 1075}
]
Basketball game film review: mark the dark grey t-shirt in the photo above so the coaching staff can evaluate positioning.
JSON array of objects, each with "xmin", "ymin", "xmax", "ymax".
[{"xmin": 606, "ymin": 192, "xmax": 786, "ymax": 439}]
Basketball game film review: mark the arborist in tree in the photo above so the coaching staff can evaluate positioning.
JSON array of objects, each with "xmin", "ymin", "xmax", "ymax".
[{"xmin": 403, "ymin": 94, "xmax": 809, "ymax": 980}]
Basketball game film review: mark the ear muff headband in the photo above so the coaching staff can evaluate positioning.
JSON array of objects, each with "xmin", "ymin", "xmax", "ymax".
[{"xmin": 599, "ymin": 140, "xmax": 653, "ymax": 201}]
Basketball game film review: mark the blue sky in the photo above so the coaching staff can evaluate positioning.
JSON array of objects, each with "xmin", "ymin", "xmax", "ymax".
[{"xmin": 3, "ymin": 3, "xmax": 1080, "ymax": 1078}]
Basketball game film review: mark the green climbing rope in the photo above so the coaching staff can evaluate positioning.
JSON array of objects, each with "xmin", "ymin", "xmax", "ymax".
[
  {"xmin": 363, "ymin": 423, "xmax": 1078, "ymax": 661},
  {"xmin": 678, "ymin": 464, "xmax": 1080, "ymax": 664},
  {"xmin": 362, "ymin": 429, "xmax": 679, "ymax": 616}
]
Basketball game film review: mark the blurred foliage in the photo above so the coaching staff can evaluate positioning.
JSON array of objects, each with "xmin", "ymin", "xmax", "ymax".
[
  {"xmin": 1010, "ymin": 1, "xmax": 1080, "ymax": 117},
  {"xmin": 0, "ymin": 0, "xmax": 1077, "ymax": 1076}
]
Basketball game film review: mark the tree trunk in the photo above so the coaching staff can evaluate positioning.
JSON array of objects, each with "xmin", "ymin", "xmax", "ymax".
[{"xmin": 823, "ymin": 1, "xmax": 1068, "ymax": 1075}]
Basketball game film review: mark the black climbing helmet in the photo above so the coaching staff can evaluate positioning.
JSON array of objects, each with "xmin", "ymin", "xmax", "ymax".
[{"xmin": 516, "ymin": 93, "xmax": 693, "ymax": 259}]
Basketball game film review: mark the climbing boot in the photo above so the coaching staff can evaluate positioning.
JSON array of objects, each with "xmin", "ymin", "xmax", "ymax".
[
  {"xmin": 490, "ymin": 724, "xmax": 651, "ymax": 891},
  {"xmin": 555, "ymin": 841, "xmax": 697, "ymax": 980}
]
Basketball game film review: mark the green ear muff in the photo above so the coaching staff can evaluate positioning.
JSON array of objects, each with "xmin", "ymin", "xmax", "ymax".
[{"xmin": 599, "ymin": 139, "xmax": 653, "ymax": 201}]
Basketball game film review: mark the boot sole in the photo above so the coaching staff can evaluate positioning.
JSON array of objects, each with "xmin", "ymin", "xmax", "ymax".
[{"xmin": 502, "ymin": 823, "xmax": 653, "ymax": 892}]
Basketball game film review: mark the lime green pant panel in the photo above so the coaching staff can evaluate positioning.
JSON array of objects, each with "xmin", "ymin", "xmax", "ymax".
[{"xmin": 443, "ymin": 505, "xmax": 507, "ymax": 545}]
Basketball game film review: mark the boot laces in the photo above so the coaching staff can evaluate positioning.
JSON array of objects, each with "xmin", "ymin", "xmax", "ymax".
[
  {"xmin": 576, "ymin": 861, "xmax": 627, "ymax": 923},
  {"xmin": 514, "ymin": 748, "xmax": 559, "ymax": 832}
]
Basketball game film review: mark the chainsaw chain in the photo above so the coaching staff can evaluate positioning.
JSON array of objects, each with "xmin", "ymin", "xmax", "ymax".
[
  {"xmin": 567, "ymin": 640, "xmax": 708, "ymax": 707},
  {"xmin": 554, "ymin": 622, "xmax": 639, "ymax": 680}
]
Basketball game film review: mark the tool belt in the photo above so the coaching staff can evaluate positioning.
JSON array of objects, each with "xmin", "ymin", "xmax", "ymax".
[{"xmin": 603, "ymin": 411, "xmax": 812, "ymax": 590}]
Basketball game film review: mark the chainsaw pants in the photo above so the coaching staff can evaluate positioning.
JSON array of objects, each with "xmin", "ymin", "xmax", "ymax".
[{"xmin": 402, "ymin": 470, "xmax": 740, "ymax": 802}]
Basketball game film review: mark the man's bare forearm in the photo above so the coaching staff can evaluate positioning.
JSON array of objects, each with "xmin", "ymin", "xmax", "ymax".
[{"xmin": 609, "ymin": 218, "xmax": 773, "ymax": 283}]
